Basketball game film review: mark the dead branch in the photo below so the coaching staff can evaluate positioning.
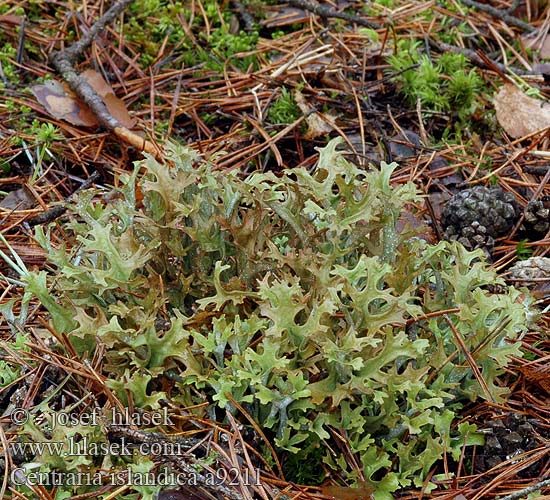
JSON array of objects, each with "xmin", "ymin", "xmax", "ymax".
[
  {"xmin": 49, "ymin": 0, "xmax": 160, "ymax": 156},
  {"xmin": 430, "ymin": 40, "xmax": 531, "ymax": 76},
  {"xmin": 498, "ymin": 478, "xmax": 550, "ymax": 500},
  {"xmin": 286, "ymin": 0, "xmax": 381, "ymax": 30},
  {"xmin": 26, "ymin": 172, "xmax": 100, "ymax": 226},
  {"xmin": 525, "ymin": 165, "xmax": 550, "ymax": 175},
  {"xmin": 460, "ymin": 0, "xmax": 535, "ymax": 33}
]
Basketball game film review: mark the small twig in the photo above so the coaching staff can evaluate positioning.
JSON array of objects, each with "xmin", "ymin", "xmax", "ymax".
[
  {"xmin": 60, "ymin": 1, "xmax": 132, "ymax": 64},
  {"xmin": 498, "ymin": 477, "xmax": 550, "ymax": 500},
  {"xmin": 425, "ymin": 195, "xmax": 444, "ymax": 242},
  {"xmin": 16, "ymin": 15, "xmax": 25, "ymax": 65},
  {"xmin": 430, "ymin": 40, "xmax": 530, "ymax": 76},
  {"xmin": 286, "ymin": 0, "xmax": 381, "ymax": 29},
  {"xmin": 26, "ymin": 172, "xmax": 100, "ymax": 227},
  {"xmin": 525, "ymin": 165, "xmax": 550, "ymax": 175},
  {"xmin": 460, "ymin": 0, "xmax": 535, "ymax": 33},
  {"xmin": 504, "ymin": 0, "xmax": 521, "ymax": 15},
  {"xmin": 416, "ymin": 97, "xmax": 428, "ymax": 146},
  {"xmin": 49, "ymin": 0, "xmax": 159, "ymax": 156}
]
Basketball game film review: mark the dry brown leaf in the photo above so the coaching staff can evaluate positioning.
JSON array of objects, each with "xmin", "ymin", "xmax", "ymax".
[
  {"xmin": 0, "ymin": 187, "xmax": 35, "ymax": 210},
  {"xmin": 294, "ymin": 90, "xmax": 336, "ymax": 139},
  {"xmin": 80, "ymin": 69, "xmax": 113, "ymax": 97},
  {"xmin": 31, "ymin": 71, "xmax": 135, "ymax": 129},
  {"xmin": 493, "ymin": 84, "xmax": 550, "ymax": 138},
  {"xmin": 30, "ymin": 80, "xmax": 99, "ymax": 127},
  {"xmin": 81, "ymin": 69, "xmax": 136, "ymax": 128},
  {"xmin": 103, "ymin": 93, "xmax": 136, "ymax": 128}
]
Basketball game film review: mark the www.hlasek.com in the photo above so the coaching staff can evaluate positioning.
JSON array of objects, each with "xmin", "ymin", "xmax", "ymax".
[
  {"xmin": 10, "ymin": 435, "xmax": 188, "ymax": 458},
  {"xmin": 11, "ymin": 466, "xmax": 262, "ymax": 487}
]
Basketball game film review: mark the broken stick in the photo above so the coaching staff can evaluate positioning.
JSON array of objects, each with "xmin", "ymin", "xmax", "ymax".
[{"xmin": 49, "ymin": 0, "xmax": 160, "ymax": 156}]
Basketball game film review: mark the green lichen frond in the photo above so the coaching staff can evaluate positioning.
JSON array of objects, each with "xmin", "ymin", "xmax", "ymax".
[{"xmin": 8, "ymin": 138, "xmax": 531, "ymax": 498}]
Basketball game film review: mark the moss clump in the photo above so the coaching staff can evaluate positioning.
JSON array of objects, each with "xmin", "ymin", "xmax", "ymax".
[
  {"xmin": 268, "ymin": 87, "xmax": 301, "ymax": 124},
  {"xmin": 203, "ymin": 25, "xmax": 259, "ymax": 71},
  {"xmin": 388, "ymin": 40, "xmax": 484, "ymax": 122},
  {"xmin": 125, "ymin": 0, "xmax": 260, "ymax": 70}
]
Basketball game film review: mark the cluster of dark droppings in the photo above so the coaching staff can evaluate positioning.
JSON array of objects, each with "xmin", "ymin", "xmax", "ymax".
[
  {"xmin": 475, "ymin": 412, "xmax": 545, "ymax": 477},
  {"xmin": 441, "ymin": 186, "xmax": 520, "ymax": 254},
  {"xmin": 447, "ymin": 220, "xmax": 495, "ymax": 253},
  {"xmin": 521, "ymin": 198, "xmax": 550, "ymax": 238}
]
